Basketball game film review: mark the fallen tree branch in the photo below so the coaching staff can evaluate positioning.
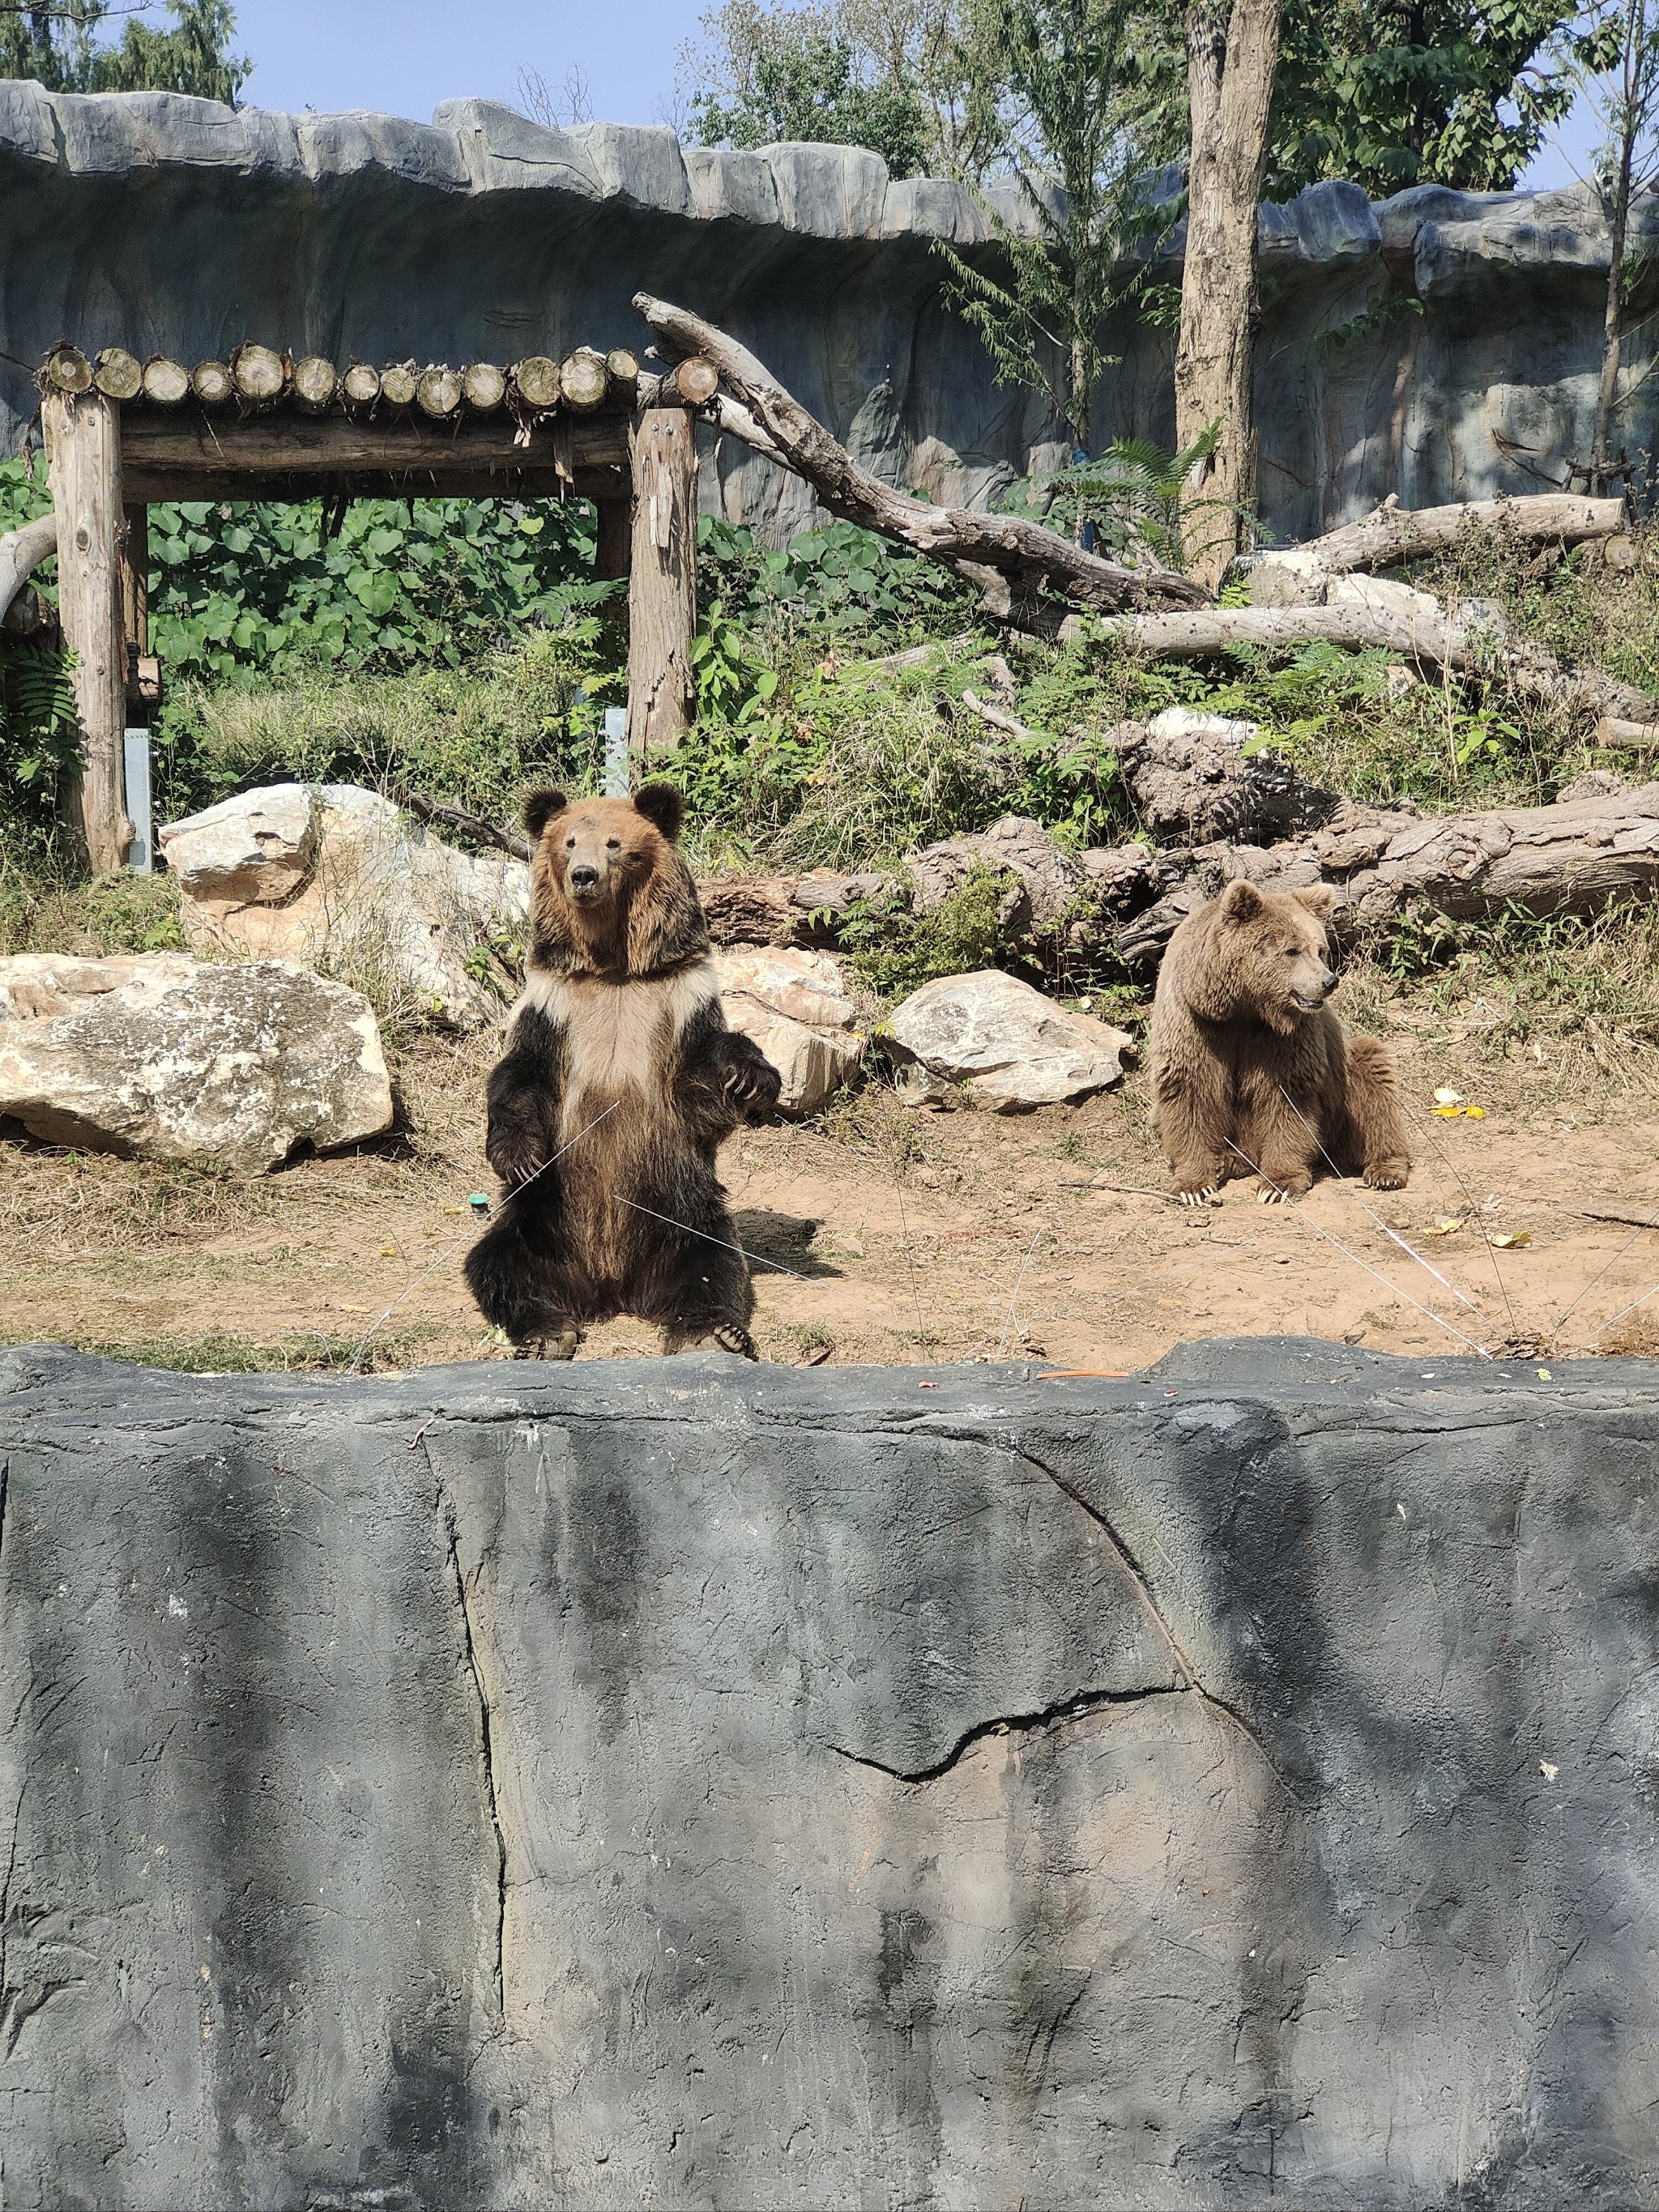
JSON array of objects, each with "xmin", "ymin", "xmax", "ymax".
[
  {"xmin": 960, "ymin": 689, "xmax": 1042, "ymax": 744},
  {"xmin": 1285, "ymin": 492, "xmax": 1627, "ymax": 576},
  {"xmin": 395, "ymin": 786, "xmax": 532, "ymax": 860},
  {"xmin": 1096, "ymin": 601, "xmax": 1659, "ymax": 726},
  {"xmin": 0, "ymin": 510, "xmax": 57, "ymax": 629},
  {"xmin": 633, "ymin": 292, "xmax": 1207, "ymax": 616}
]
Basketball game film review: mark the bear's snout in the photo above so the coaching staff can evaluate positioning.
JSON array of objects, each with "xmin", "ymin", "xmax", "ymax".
[
  {"xmin": 568, "ymin": 861, "xmax": 602, "ymax": 897},
  {"xmin": 1291, "ymin": 965, "xmax": 1337, "ymax": 1011}
]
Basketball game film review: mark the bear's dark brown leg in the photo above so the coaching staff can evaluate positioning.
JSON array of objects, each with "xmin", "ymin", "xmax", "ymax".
[
  {"xmin": 511, "ymin": 1323, "xmax": 582, "ymax": 1362},
  {"xmin": 1345, "ymin": 1033, "xmax": 1411, "ymax": 1191},
  {"xmin": 661, "ymin": 1321, "xmax": 759, "ymax": 1359}
]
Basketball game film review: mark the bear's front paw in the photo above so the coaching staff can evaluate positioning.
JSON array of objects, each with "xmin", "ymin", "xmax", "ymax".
[
  {"xmin": 491, "ymin": 1141, "xmax": 548, "ymax": 1191},
  {"xmin": 1255, "ymin": 1174, "xmax": 1309, "ymax": 1204},
  {"xmin": 1176, "ymin": 1184, "xmax": 1220, "ymax": 1208},
  {"xmin": 1363, "ymin": 1158, "xmax": 1410, "ymax": 1191},
  {"xmin": 724, "ymin": 1056, "xmax": 782, "ymax": 1117}
]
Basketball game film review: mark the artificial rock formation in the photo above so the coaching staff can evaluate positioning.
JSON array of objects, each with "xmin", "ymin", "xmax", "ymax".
[
  {"xmin": 3, "ymin": 86, "xmax": 1658, "ymax": 543},
  {"xmin": 1, "ymin": 1340, "xmax": 1657, "ymax": 2206},
  {"xmin": 0, "ymin": 951, "xmax": 392, "ymax": 1169}
]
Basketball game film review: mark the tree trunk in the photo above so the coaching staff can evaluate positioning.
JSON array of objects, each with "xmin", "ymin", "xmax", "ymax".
[
  {"xmin": 1278, "ymin": 492, "xmax": 1628, "ymax": 575},
  {"xmin": 1593, "ymin": 40, "xmax": 1638, "ymax": 493},
  {"xmin": 1175, "ymin": 0, "xmax": 1283, "ymax": 590},
  {"xmin": 626, "ymin": 405, "xmax": 698, "ymax": 767},
  {"xmin": 44, "ymin": 391, "xmax": 133, "ymax": 871}
]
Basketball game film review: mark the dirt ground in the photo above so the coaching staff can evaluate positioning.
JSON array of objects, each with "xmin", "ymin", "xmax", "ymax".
[{"xmin": 6, "ymin": 984, "xmax": 1659, "ymax": 1377}]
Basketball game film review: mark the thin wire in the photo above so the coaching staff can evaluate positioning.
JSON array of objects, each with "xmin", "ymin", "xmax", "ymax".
[
  {"xmin": 1554, "ymin": 1225, "xmax": 1651, "ymax": 1335},
  {"xmin": 614, "ymin": 1196, "xmax": 920, "ymax": 1348},
  {"xmin": 996, "ymin": 1216, "xmax": 1052, "ymax": 1360},
  {"xmin": 1272, "ymin": 1082, "xmax": 1494, "ymax": 1332},
  {"xmin": 1400, "ymin": 1098, "xmax": 1520, "ymax": 1340},
  {"xmin": 1576, "ymin": 1275, "xmax": 1659, "ymax": 1349},
  {"xmin": 1223, "ymin": 1138, "xmax": 1493, "ymax": 1359},
  {"xmin": 889, "ymin": 1157, "xmax": 928, "ymax": 1342},
  {"xmin": 345, "ymin": 1102, "xmax": 621, "ymax": 1375}
]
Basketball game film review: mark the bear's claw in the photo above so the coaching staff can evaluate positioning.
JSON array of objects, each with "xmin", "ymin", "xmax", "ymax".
[{"xmin": 1177, "ymin": 1186, "xmax": 1219, "ymax": 1207}]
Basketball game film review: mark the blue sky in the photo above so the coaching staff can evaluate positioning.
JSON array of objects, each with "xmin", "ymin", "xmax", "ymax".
[{"xmin": 231, "ymin": 0, "xmax": 1597, "ymax": 193}]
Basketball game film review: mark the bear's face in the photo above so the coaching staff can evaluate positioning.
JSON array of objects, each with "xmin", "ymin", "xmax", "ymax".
[
  {"xmin": 1210, "ymin": 879, "xmax": 1339, "ymax": 1032},
  {"xmin": 522, "ymin": 781, "xmax": 703, "ymax": 976}
]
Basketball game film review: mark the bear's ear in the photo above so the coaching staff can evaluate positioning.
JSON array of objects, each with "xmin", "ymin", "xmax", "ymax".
[
  {"xmin": 1219, "ymin": 879, "xmax": 1265, "ymax": 923},
  {"xmin": 523, "ymin": 789, "xmax": 567, "ymax": 839},
  {"xmin": 633, "ymin": 781, "xmax": 684, "ymax": 842},
  {"xmin": 1291, "ymin": 884, "xmax": 1337, "ymax": 919}
]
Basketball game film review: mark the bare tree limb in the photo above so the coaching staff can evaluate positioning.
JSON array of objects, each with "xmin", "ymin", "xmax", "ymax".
[
  {"xmin": 1095, "ymin": 601, "xmax": 1659, "ymax": 725},
  {"xmin": 1282, "ymin": 492, "xmax": 1628, "ymax": 576},
  {"xmin": 0, "ymin": 511, "xmax": 57, "ymax": 630},
  {"xmin": 394, "ymin": 786, "xmax": 532, "ymax": 859},
  {"xmin": 633, "ymin": 292, "xmax": 1208, "ymax": 615}
]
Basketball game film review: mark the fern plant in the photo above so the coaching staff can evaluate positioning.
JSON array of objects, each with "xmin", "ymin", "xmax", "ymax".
[{"xmin": 999, "ymin": 426, "xmax": 1230, "ymax": 571}]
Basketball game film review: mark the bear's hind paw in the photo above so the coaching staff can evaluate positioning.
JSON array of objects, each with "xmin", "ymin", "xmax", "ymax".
[{"xmin": 1363, "ymin": 1161, "xmax": 1410, "ymax": 1191}]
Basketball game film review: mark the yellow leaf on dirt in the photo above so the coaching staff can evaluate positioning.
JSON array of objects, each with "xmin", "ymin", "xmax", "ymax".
[
  {"xmin": 1489, "ymin": 1230, "xmax": 1532, "ymax": 1249},
  {"xmin": 1433, "ymin": 1105, "xmax": 1465, "ymax": 1118},
  {"xmin": 1465, "ymin": 1106, "xmax": 1487, "ymax": 1119},
  {"xmin": 1424, "ymin": 1218, "xmax": 1465, "ymax": 1236}
]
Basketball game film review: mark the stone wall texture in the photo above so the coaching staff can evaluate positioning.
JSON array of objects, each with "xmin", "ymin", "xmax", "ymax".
[
  {"xmin": 2, "ymin": 85, "xmax": 1656, "ymax": 543},
  {"xmin": 2, "ymin": 1336, "xmax": 1658, "ymax": 2207}
]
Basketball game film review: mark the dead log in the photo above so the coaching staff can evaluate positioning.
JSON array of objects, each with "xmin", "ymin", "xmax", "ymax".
[
  {"xmin": 633, "ymin": 292, "xmax": 1206, "ymax": 616},
  {"xmin": 605, "ymin": 348, "xmax": 640, "ymax": 402},
  {"xmin": 0, "ymin": 511, "xmax": 58, "ymax": 627},
  {"xmin": 44, "ymin": 390, "xmax": 132, "ymax": 869},
  {"xmin": 341, "ymin": 361, "xmax": 381, "ymax": 410},
  {"xmin": 1095, "ymin": 601, "xmax": 1659, "ymax": 726},
  {"xmin": 671, "ymin": 356, "xmax": 720, "ymax": 407},
  {"xmin": 1596, "ymin": 716, "xmax": 1659, "ymax": 750},
  {"xmin": 512, "ymin": 356, "xmax": 561, "ymax": 411},
  {"xmin": 1289, "ymin": 492, "xmax": 1627, "ymax": 576},
  {"xmin": 379, "ymin": 362, "xmax": 418, "ymax": 410},
  {"xmin": 41, "ymin": 345, "xmax": 92, "ymax": 396}
]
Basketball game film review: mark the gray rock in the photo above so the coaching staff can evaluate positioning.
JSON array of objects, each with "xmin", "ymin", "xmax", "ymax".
[
  {"xmin": 885, "ymin": 967, "xmax": 1132, "ymax": 1109},
  {"xmin": 159, "ymin": 784, "xmax": 529, "ymax": 1029},
  {"xmin": 3, "ymin": 88, "xmax": 1657, "ymax": 544},
  {"xmin": 0, "ymin": 952, "xmax": 392, "ymax": 1169},
  {"xmin": 2, "ymin": 1341, "xmax": 1658, "ymax": 2206},
  {"xmin": 714, "ymin": 945, "xmax": 868, "ymax": 1115}
]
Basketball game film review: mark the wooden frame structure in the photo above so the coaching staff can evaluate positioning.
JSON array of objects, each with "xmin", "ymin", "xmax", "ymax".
[{"xmin": 36, "ymin": 343, "xmax": 715, "ymax": 869}]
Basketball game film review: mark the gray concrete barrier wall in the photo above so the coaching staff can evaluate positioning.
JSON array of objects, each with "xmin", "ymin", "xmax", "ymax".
[
  {"xmin": 2, "ymin": 1336, "xmax": 1656, "ymax": 2207},
  {"xmin": 2, "ymin": 86, "xmax": 1655, "ymax": 542}
]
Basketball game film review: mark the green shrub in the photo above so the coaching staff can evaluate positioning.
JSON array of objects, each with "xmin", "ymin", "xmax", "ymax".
[{"xmin": 838, "ymin": 866, "xmax": 1004, "ymax": 1004}]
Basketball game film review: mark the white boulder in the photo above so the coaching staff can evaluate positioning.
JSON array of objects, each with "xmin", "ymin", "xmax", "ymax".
[
  {"xmin": 159, "ymin": 784, "xmax": 530, "ymax": 1028},
  {"xmin": 884, "ymin": 969, "xmax": 1132, "ymax": 1111},
  {"xmin": 0, "ymin": 952, "xmax": 394, "ymax": 1171},
  {"xmin": 715, "ymin": 947, "xmax": 867, "ymax": 1116}
]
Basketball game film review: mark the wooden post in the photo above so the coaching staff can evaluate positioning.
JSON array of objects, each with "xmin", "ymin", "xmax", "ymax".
[
  {"xmin": 120, "ymin": 502, "xmax": 149, "ymax": 655},
  {"xmin": 625, "ymin": 404, "xmax": 697, "ymax": 767},
  {"xmin": 45, "ymin": 390, "xmax": 133, "ymax": 870}
]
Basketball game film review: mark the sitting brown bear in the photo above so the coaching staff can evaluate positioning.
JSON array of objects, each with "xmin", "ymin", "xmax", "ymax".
[
  {"xmin": 1149, "ymin": 879, "xmax": 1410, "ymax": 1205},
  {"xmin": 464, "ymin": 782, "xmax": 782, "ymax": 1358}
]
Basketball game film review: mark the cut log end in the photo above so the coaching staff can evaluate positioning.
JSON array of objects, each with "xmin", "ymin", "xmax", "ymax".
[
  {"xmin": 606, "ymin": 347, "xmax": 641, "ymax": 395},
  {"xmin": 416, "ymin": 365, "xmax": 463, "ymax": 420},
  {"xmin": 141, "ymin": 356, "xmax": 191, "ymax": 407},
  {"xmin": 191, "ymin": 360, "xmax": 233, "ymax": 406},
  {"xmin": 671, "ymin": 357, "xmax": 720, "ymax": 407},
  {"xmin": 341, "ymin": 361, "xmax": 382, "ymax": 408},
  {"xmin": 461, "ymin": 361, "xmax": 507, "ymax": 414},
  {"xmin": 42, "ymin": 345, "xmax": 92, "ymax": 396},
  {"xmin": 560, "ymin": 347, "xmax": 611, "ymax": 413},
  {"xmin": 512, "ymin": 356, "xmax": 562, "ymax": 411},
  {"xmin": 230, "ymin": 342, "xmax": 288, "ymax": 403},
  {"xmin": 292, "ymin": 356, "xmax": 339, "ymax": 412},
  {"xmin": 379, "ymin": 363, "xmax": 419, "ymax": 410},
  {"xmin": 92, "ymin": 347, "xmax": 143, "ymax": 402}
]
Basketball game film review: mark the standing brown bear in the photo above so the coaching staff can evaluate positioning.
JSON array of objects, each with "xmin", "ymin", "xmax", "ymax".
[
  {"xmin": 464, "ymin": 782, "xmax": 782, "ymax": 1359},
  {"xmin": 1149, "ymin": 879, "xmax": 1410, "ymax": 1205}
]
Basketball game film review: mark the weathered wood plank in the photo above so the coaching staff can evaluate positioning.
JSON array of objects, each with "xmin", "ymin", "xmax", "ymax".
[
  {"xmin": 44, "ymin": 390, "xmax": 131, "ymax": 870},
  {"xmin": 625, "ymin": 404, "xmax": 697, "ymax": 764}
]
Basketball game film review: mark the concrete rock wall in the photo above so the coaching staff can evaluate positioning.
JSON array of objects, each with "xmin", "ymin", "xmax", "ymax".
[
  {"xmin": 2, "ymin": 86, "xmax": 1656, "ymax": 543},
  {"xmin": 2, "ymin": 1337, "xmax": 1657, "ymax": 2206}
]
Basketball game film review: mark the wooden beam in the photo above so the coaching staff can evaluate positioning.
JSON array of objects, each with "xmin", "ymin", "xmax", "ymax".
[
  {"xmin": 118, "ymin": 408, "xmax": 629, "ymax": 498},
  {"xmin": 626, "ymin": 404, "xmax": 697, "ymax": 765},
  {"xmin": 44, "ymin": 391, "xmax": 132, "ymax": 871},
  {"xmin": 120, "ymin": 503, "xmax": 148, "ymax": 657},
  {"xmin": 122, "ymin": 465, "xmax": 630, "ymax": 505}
]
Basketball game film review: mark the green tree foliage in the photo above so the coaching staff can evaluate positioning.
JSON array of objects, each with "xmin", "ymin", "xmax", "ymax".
[
  {"xmin": 1266, "ymin": 0, "xmax": 1583, "ymax": 195},
  {"xmin": 933, "ymin": 0, "xmax": 1177, "ymax": 458},
  {"xmin": 682, "ymin": 0, "xmax": 932, "ymax": 173},
  {"xmin": 0, "ymin": 0, "xmax": 247, "ymax": 102}
]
